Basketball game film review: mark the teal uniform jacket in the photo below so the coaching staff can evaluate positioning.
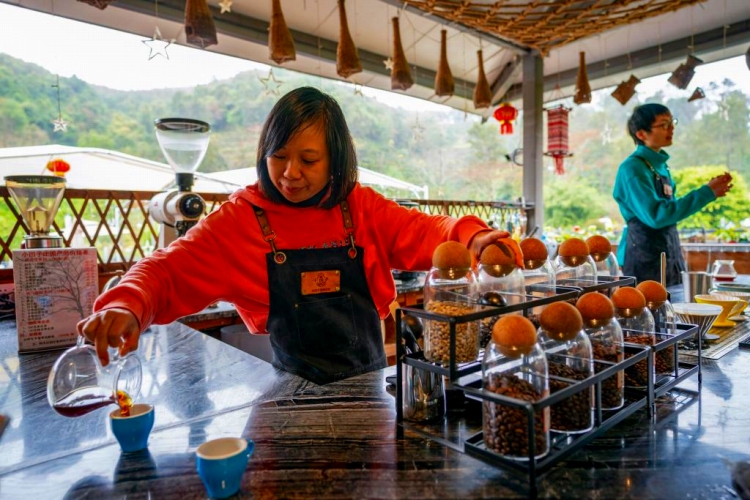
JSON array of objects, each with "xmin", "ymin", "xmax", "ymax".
[{"xmin": 613, "ymin": 145, "xmax": 715, "ymax": 266}]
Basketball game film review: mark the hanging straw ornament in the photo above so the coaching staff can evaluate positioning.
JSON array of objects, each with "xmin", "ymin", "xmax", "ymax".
[
  {"xmin": 76, "ymin": 0, "xmax": 116, "ymax": 9},
  {"xmin": 544, "ymin": 105, "xmax": 573, "ymax": 175},
  {"xmin": 390, "ymin": 17, "xmax": 413, "ymax": 91},
  {"xmin": 434, "ymin": 30, "xmax": 454, "ymax": 97},
  {"xmin": 184, "ymin": 0, "xmax": 217, "ymax": 48},
  {"xmin": 611, "ymin": 75, "xmax": 640, "ymax": 106},
  {"xmin": 573, "ymin": 52, "xmax": 592, "ymax": 105},
  {"xmin": 336, "ymin": 0, "xmax": 362, "ymax": 78},
  {"xmin": 688, "ymin": 87, "xmax": 705, "ymax": 102},
  {"xmin": 668, "ymin": 54, "xmax": 703, "ymax": 89},
  {"xmin": 269, "ymin": 0, "xmax": 296, "ymax": 64},
  {"xmin": 473, "ymin": 50, "xmax": 492, "ymax": 109},
  {"xmin": 493, "ymin": 103, "xmax": 517, "ymax": 135}
]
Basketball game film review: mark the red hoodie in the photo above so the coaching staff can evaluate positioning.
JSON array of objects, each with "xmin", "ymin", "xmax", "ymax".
[{"xmin": 95, "ymin": 183, "xmax": 490, "ymax": 333}]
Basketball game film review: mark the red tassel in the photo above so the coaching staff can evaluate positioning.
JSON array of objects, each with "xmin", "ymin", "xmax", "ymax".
[
  {"xmin": 554, "ymin": 155, "xmax": 565, "ymax": 175},
  {"xmin": 500, "ymin": 122, "xmax": 513, "ymax": 135}
]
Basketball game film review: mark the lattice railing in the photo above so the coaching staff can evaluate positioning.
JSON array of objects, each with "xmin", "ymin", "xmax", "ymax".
[
  {"xmin": 0, "ymin": 188, "xmax": 229, "ymax": 274},
  {"xmin": 0, "ymin": 190, "xmax": 532, "ymax": 276},
  {"xmin": 408, "ymin": 199, "xmax": 533, "ymax": 233}
]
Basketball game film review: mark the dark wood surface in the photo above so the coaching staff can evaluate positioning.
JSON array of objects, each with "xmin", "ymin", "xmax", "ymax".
[{"xmin": 1, "ymin": 319, "xmax": 749, "ymax": 499}]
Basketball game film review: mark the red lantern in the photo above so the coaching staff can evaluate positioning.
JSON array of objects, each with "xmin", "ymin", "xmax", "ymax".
[
  {"xmin": 493, "ymin": 103, "xmax": 518, "ymax": 135},
  {"xmin": 46, "ymin": 158, "xmax": 71, "ymax": 177}
]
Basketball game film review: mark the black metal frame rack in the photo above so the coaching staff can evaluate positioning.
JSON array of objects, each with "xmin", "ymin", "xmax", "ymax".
[{"xmin": 394, "ymin": 277, "xmax": 701, "ymax": 494}]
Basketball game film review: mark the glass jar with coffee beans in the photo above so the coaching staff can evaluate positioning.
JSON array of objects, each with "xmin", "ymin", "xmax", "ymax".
[
  {"xmin": 476, "ymin": 242, "xmax": 526, "ymax": 348},
  {"xmin": 637, "ymin": 280, "xmax": 677, "ymax": 376},
  {"xmin": 612, "ymin": 287, "xmax": 655, "ymax": 390},
  {"xmin": 554, "ymin": 237, "xmax": 598, "ymax": 285},
  {"xmin": 576, "ymin": 292, "xmax": 624, "ymax": 411},
  {"xmin": 482, "ymin": 315, "xmax": 549, "ymax": 461},
  {"xmin": 537, "ymin": 302, "xmax": 594, "ymax": 434},
  {"xmin": 423, "ymin": 241, "xmax": 480, "ymax": 364}
]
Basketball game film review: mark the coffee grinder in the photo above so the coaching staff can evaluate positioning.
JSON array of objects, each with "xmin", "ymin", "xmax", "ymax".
[
  {"xmin": 148, "ymin": 118, "xmax": 210, "ymax": 248},
  {"xmin": 4, "ymin": 175, "xmax": 66, "ymax": 248},
  {"xmin": 4, "ymin": 175, "xmax": 98, "ymax": 352}
]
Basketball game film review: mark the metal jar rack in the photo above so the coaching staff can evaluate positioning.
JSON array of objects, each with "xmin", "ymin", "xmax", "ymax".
[{"xmin": 394, "ymin": 276, "xmax": 701, "ymax": 494}]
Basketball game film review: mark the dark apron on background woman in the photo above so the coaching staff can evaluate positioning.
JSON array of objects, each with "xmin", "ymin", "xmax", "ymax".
[
  {"xmin": 252, "ymin": 201, "xmax": 386, "ymax": 385},
  {"xmin": 623, "ymin": 156, "xmax": 685, "ymax": 287}
]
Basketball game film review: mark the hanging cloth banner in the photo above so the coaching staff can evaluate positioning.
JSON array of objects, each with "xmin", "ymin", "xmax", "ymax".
[{"xmin": 544, "ymin": 105, "xmax": 573, "ymax": 175}]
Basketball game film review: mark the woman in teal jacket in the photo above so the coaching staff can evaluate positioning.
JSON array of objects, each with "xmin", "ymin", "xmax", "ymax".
[{"xmin": 613, "ymin": 103, "xmax": 732, "ymax": 289}]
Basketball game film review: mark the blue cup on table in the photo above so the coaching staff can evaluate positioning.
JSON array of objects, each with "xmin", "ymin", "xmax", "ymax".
[
  {"xmin": 109, "ymin": 403, "xmax": 155, "ymax": 453},
  {"xmin": 196, "ymin": 437, "xmax": 254, "ymax": 499}
]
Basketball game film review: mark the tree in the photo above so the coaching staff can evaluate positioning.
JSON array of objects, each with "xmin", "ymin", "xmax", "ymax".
[{"xmin": 671, "ymin": 166, "xmax": 750, "ymax": 231}]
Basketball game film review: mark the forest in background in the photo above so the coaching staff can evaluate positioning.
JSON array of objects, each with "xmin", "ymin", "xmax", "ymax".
[{"xmin": 1, "ymin": 52, "xmax": 749, "ymax": 237}]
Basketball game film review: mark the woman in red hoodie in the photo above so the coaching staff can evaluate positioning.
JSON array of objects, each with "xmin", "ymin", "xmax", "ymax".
[{"xmin": 78, "ymin": 87, "xmax": 517, "ymax": 384}]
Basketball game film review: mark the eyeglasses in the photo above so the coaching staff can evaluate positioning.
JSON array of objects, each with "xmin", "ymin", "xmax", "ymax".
[{"xmin": 652, "ymin": 118, "xmax": 678, "ymax": 131}]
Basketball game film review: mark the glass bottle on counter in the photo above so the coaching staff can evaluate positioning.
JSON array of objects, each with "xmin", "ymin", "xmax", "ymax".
[
  {"xmin": 520, "ymin": 237, "xmax": 556, "ymax": 288},
  {"xmin": 476, "ymin": 242, "xmax": 525, "ymax": 348},
  {"xmin": 576, "ymin": 292, "xmax": 624, "ymax": 411},
  {"xmin": 637, "ymin": 281, "xmax": 677, "ymax": 376},
  {"xmin": 482, "ymin": 315, "xmax": 549, "ymax": 460},
  {"xmin": 423, "ymin": 241, "xmax": 480, "ymax": 364},
  {"xmin": 554, "ymin": 237, "xmax": 597, "ymax": 286},
  {"xmin": 586, "ymin": 235, "xmax": 620, "ymax": 278},
  {"xmin": 612, "ymin": 287, "xmax": 655, "ymax": 389},
  {"xmin": 537, "ymin": 302, "xmax": 593, "ymax": 434}
]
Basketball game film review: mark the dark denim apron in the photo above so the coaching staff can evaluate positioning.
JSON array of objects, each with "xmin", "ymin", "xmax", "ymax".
[
  {"xmin": 252, "ymin": 201, "xmax": 386, "ymax": 385},
  {"xmin": 623, "ymin": 156, "xmax": 685, "ymax": 287}
]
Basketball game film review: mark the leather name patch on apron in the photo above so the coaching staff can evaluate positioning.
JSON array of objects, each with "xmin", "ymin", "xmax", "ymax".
[{"xmin": 301, "ymin": 270, "xmax": 341, "ymax": 295}]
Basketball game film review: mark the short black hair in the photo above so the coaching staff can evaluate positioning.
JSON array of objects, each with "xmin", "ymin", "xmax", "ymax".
[
  {"xmin": 627, "ymin": 103, "xmax": 671, "ymax": 145},
  {"xmin": 256, "ymin": 87, "xmax": 358, "ymax": 209}
]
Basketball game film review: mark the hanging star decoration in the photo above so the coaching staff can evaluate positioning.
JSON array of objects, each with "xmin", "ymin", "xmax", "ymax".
[
  {"xmin": 383, "ymin": 57, "xmax": 394, "ymax": 71},
  {"xmin": 142, "ymin": 26, "xmax": 172, "ymax": 61},
  {"xmin": 259, "ymin": 68, "xmax": 284, "ymax": 96},
  {"xmin": 51, "ymin": 76, "xmax": 68, "ymax": 133},
  {"xmin": 219, "ymin": 0, "xmax": 233, "ymax": 14},
  {"xmin": 353, "ymin": 83, "xmax": 363, "ymax": 97},
  {"xmin": 601, "ymin": 122, "xmax": 613, "ymax": 145}
]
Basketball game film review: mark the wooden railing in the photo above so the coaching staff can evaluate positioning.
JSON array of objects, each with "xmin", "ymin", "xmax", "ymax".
[
  {"xmin": 0, "ymin": 187, "xmax": 229, "ymax": 284},
  {"xmin": 0, "ymin": 188, "xmax": 531, "ymax": 283}
]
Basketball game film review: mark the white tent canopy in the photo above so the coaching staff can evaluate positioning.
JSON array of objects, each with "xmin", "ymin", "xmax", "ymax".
[
  {"xmin": 0, "ymin": 145, "xmax": 428, "ymax": 198},
  {"xmin": 195, "ymin": 166, "xmax": 428, "ymax": 199}
]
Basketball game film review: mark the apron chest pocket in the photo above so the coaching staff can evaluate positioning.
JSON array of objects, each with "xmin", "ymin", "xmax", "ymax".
[{"xmin": 294, "ymin": 294, "xmax": 358, "ymax": 355}]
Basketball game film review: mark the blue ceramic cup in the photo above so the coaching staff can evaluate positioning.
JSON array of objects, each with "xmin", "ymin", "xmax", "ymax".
[
  {"xmin": 196, "ymin": 437, "xmax": 254, "ymax": 499},
  {"xmin": 109, "ymin": 403, "xmax": 154, "ymax": 453}
]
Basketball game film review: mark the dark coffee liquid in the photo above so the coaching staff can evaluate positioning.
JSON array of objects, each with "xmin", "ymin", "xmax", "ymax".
[{"xmin": 53, "ymin": 388, "xmax": 114, "ymax": 417}]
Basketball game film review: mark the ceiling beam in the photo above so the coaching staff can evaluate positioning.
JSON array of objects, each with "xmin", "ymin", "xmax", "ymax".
[
  {"xmin": 110, "ymin": 0, "xmax": 479, "ymax": 101},
  {"xmin": 489, "ymin": 57, "xmax": 522, "ymax": 106},
  {"xmin": 376, "ymin": 0, "xmax": 530, "ymax": 55},
  {"xmin": 503, "ymin": 18, "xmax": 750, "ymax": 102}
]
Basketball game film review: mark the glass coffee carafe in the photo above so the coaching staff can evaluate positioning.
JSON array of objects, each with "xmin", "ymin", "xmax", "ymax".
[{"xmin": 48, "ymin": 335, "xmax": 142, "ymax": 417}]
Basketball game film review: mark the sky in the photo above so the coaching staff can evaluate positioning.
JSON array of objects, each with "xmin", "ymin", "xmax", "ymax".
[{"xmin": 0, "ymin": 2, "xmax": 748, "ymax": 112}]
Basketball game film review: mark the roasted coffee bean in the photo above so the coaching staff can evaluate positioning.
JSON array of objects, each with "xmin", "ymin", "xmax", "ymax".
[
  {"xmin": 591, "ymin": 342, "xmax": 624, "ymax": 410},
  {"xmin": 424, "ymin": 301, "xmax": 479, "ymax": 363},
  {"xmin": 479, "ymin": 316, "xmax": 499, "ymax": 349},
  {"xmin": 548, "ymin": 362, "xmax": 592, "ymax": 433},
  {"xmin": 482, "ymin": 374, "xmax": 548, "ymax": 459},
  {"xmin": 655, "ymin": 345, "xmax": 676, "ymax": 375},
  {"xmin": 623, "ymin": 334, "xmax": 653, "ymax": 388}
]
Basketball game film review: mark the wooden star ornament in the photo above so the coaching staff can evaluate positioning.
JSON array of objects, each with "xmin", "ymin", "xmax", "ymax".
[
  {"xmin": 219, "ymin": 0, "xmax": 233, "ymax": 14},
  {"xmin": 259, "ymin": 68, "xmax": 284, "ymax": 96},
  {"xmin": 142, "ymin": 27, "xmax": 172, "ymax": 60},
  {"xmin": 383, "ymin": 57, "xmax": 394, "ymax": 71}
]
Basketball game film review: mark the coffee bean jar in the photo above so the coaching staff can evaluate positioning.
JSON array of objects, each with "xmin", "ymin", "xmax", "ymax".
[
  {"xmin": 538, "ymin": 313, "xmax": 594, "ymax": 435},
  {"xmin": 585, "ymin": 318, "xmax": 625, "ymax": 410},
  {"xmin": 482, "ymin": 316, "xmax": 550, "ymax": 461},
  {"xmin": 648, "ymin": 299, "xmax": 677, "ymax": 375},
  {"xmin": 554, "ymin": 252, "xmax": 598, "ymax": 285},
  {"xmin": 476, "ymin": 243, "xmax": 526, "ymax": 349},
  {"xmin": 422, "ymin": 266, "xmax": 480, "ymax": 364},
  {"xmin": 615, "ymin": 306, "xmax": 655, "ymax": 389}
]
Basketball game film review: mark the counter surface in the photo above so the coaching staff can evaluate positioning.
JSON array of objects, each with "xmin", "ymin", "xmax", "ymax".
[{"xmin": 0, "ymin": 319, "xmax": 748, "ymax": 499}]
